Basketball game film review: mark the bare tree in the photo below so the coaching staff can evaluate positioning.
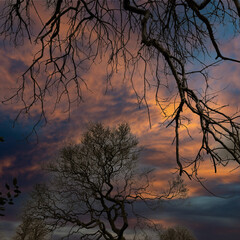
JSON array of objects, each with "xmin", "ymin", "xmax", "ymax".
[
  {"xmin": 13, "ymin": 213, "xmax": 50, "ymax": 240},
  {"xmin": 1, "ymin": 1, "xmax": 240, "ymax": 176},
  {"xmin": 26, "ymin": 123, "xmax": 187, "ymax": 239}
]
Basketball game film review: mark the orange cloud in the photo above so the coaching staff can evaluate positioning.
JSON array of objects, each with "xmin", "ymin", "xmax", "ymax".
[{"xmin": 0, "ymin": 155, "xmax": 16, "ymax": 175}]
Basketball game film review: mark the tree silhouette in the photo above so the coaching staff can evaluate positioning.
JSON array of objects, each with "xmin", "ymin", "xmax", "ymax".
[
  {"xmin": 1, "ymin": 1, "xmax": 240, "ymax": 176},
  {"xmin": 26, "ymin": 123, "xmax": 187, "ymax": 239}
]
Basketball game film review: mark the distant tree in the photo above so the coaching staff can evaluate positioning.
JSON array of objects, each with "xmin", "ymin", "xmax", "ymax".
[
  {"xmin": 1, "ymin": 1, "xmax": 240, "ymax": 177},
  {"xmin": 0, "ymin": 231, "xmax": 7, "ymax": 240},
  {"xmin": 160, "ymin": 226, "xmax": 196, "ymax": 240},
  {"xmin": 26, "ymin": 123, "xmax": 187, "ymax": 239},
  {"xmin": 13, "ymin": 213, "xmax": 50, "ymax": 240}
]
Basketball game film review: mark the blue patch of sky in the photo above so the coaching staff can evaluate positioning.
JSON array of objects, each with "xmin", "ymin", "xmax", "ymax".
[
  {"xmin": 185, "ymin": 3, "xmax": 240, "ymax": 72},
  {"xmin": 0, "ymin": 115, "xmax": 33, "ymax": 156}
]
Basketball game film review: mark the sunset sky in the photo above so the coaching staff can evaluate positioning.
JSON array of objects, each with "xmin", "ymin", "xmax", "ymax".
[{"xmin": 0, "ymin": 1, "xmax": 240, "ymax": 240}]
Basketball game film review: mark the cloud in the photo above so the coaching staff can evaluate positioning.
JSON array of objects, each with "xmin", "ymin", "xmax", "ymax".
[{"xmin": 0, "ymin": 155, "xmax": 16, "ymax": 175}]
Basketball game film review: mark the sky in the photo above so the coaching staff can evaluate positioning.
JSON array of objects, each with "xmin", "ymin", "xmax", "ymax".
[{"xmin": 0, "ymin": 2, "xmax": 240, "ymax": 240}]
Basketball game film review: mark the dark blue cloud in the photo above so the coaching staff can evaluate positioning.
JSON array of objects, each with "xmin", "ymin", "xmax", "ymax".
[
  {"xmin": 116, "ymin": 192, "xmax": 240, "ymax": 240},
  {"xmin": 8, "ymin": 58, "xmax": 27, "ymax": 74},
  {"xmin": 157, "ymin": 195, "xmax": 240, "ymax": 240}
]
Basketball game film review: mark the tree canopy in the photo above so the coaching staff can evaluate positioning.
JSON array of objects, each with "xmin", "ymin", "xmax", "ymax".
[{"xmin": 1, "ymin": 0, "xmax": 240, "ymax": 176}]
